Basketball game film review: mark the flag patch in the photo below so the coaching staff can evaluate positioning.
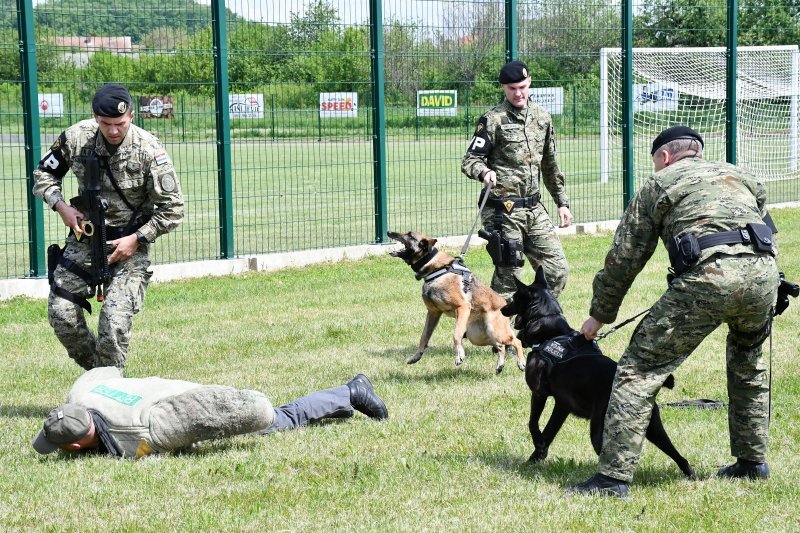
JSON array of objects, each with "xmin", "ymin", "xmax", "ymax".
[{"xmin": 154, "ymin": 152, "xmax": 168, "ymax": 165}]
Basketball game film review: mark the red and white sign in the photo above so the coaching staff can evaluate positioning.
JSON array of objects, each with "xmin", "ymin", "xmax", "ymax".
[
  {"xmin": 319, "ymin": 92, "xmax": 358, "ymax": 118},
  {"xmin": 38, "ymin": 93, "xmax": 64, "ymax": 117}
]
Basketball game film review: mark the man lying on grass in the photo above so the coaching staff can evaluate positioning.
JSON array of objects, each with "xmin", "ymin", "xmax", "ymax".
[{"xmin": 33, "ymin": 366, "xmax": 388, "ymax": 458}]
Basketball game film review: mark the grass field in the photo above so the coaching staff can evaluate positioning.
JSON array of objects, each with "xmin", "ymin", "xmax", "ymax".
[
  {"xmin": 3, "ymin": 134, "xmax": 799, "ymax": 280},
  {"xmin": 1, "ymin": 208, "xmax": 799, "ymax": 530}
]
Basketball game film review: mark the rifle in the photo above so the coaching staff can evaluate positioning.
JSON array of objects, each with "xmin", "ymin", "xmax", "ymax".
[{"xmin": 69, "ymin": 152, "xmax": 111, "ymax": 302}]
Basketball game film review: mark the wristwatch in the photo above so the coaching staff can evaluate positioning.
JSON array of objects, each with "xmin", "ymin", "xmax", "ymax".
[
  {"xmin": 559, "ymin": 202, "xmax": 570, "ymax": 209},
  {"xmin": 135, "ymin": 231, "xmax": 149, "ymax": 245}
]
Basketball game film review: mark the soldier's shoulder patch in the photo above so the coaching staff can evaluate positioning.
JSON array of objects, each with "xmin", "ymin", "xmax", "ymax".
[
  {"xmin": 154, "ymin": 152, "xmax": 169, "ymax": 166},
  {"xmin": 160, "ymin": 171, "xmax": 177, "ymax": 192},
  {"xmin": 467, "ymin": 116, "xmax": 491, "ymax": 156}
]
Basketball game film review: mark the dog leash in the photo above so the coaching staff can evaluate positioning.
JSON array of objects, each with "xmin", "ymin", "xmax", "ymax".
[
  {"xmin": 595, "ymin": 307, "xmax": 651, "ymax": 340},
  {"xmin": 457, "ymin": 182, "xmax": 493, "ymax": 260}
]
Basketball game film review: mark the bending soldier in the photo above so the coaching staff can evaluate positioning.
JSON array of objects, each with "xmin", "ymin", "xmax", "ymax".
[
  {"xmin": 33, "ymin": 84, "xmax": 184, "ymax": 371},
  {"xmin": 575, "ymin": 126, "xmax": 781, "ymax": 497}
]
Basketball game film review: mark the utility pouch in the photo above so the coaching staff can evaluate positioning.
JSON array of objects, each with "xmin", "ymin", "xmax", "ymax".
[
  {"xmin": 47, "ymin": 244, "xmax": 63, "ymax": 285},
  {"xmin": 746, "ymin": 223, "xmax": 774, "ymax": 254},
  {"xmin": 668, "ymin": 233, "xmax": 701, "ymax": 276},
  {"xmin": 479, "ymin": 228, "xmax": 503, "ymax": 265},
  {"xmin": 504, "ymin": 238, "xmax": 525, "ymax": 268}
]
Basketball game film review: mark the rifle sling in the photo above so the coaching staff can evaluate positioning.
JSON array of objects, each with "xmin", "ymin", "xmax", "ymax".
[
  {"xmin": 50, "ymin": 285, "xmax": 92, "ymax": 314},
  {"xmin": 99, "ymin": 157, "xmax": 148, "ymax": 233}
]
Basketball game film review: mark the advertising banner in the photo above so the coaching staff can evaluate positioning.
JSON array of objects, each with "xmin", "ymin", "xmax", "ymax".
[
  {"xmin": 633, "ymin": 83, "xmax": 680, "ymax": 112},
  {"xmin": 139, "ymin": 96, "xmax": 175, "ymax": 119},
  {"xmin": 416, "ymin": 90, "xmax": 457, "ymax": 117},
  {"xmin": 229, "ymin": 94, "xmax": 264, "ymax": 119},
  {"xmin": 319, "ymin": 92, "xmax": 358, "ymax": 118},
  {"xmin": 529, "ymin": 87, "xmax": 564, "ymax": 115},
  {"xmin": 38, "ymin": 93, "xmax": 64, "ymax": 117}
]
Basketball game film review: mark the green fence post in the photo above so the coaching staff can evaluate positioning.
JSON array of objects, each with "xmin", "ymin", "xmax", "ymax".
[
  {"xmin": 18, "ymin": 0, "xmax": 45, "ymax": 277},
  {"xmin": 505, "ymin": 0, "xmax": 518, "ymax": 63},
  {"xmin": 211, "ymin": 0, "xmax": 234, "ymax": 259},
  {"xmin": 318, "ymin": 111, "xmax": 322, "ymax": 142},
  {"xmin": 271, "ymin": 94, "xmax": 275, "ymax": 142},
  {"xmin": 369, "ymin": 0, "xmax": 388, "ymax": 244},
  {"xmin": 726, "ymin": 0, "xmax": 738, "ymax": 164},
  {"xmin": 621, "ymin": 0, "xmax": 634, "ymax": 209}
]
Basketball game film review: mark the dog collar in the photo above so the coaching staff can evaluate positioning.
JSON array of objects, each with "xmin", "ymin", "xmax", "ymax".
[{"xmin": 410, "ymin": 248, "xmax": 439, "ymax": 274}]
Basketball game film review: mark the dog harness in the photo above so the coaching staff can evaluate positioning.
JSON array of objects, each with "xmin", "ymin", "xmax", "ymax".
[
  {"xmin": 409, "ymin": 248, "xmax": 473, "ymax": 291},
  {"xmin": 533, "ymin": 331, "xmax": 603, "ymax": 368}
]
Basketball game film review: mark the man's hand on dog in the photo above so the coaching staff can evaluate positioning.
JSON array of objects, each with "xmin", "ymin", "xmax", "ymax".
[{"xmin": 581, "ymin": 317, "xmax": 604, "ymax": 340}]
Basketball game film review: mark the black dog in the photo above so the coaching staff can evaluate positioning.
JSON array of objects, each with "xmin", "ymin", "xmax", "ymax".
[{"xmin": 501, "ymin": 267, "xmax": 696, "ymax": 479}]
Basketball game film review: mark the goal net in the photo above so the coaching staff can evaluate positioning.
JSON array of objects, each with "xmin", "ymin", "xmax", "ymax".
[{"xmin": 600, "ymin": 45, "xmax": 799, "ymax": 185}]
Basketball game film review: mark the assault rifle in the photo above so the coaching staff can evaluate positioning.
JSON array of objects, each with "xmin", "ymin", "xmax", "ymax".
[{"xmin": 70, "ymin": 152, "xmax": 111, "ymax": 302}]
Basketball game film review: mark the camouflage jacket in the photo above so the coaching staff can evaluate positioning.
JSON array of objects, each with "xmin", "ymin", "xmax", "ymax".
[
  {"xmin": 590, "ymin": 157, "xmax": 773, "ymax": 324},
  {"xmin": 33, "ymin": 119, "xmax": 184, "ymax": 242},
  {"xmin": 461, "ymin": 99, "xmax": 568, "ymax": 206}
]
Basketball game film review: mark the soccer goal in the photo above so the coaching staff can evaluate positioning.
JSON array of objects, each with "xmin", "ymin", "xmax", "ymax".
[{"xmin": 600, "ymin": 45, "xmax": 799, "ymax": 184}]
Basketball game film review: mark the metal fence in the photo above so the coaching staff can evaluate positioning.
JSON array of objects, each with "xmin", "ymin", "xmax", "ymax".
[{"xmin": 5, "ymin": 0, "xmax": 800, "ymax": 280}]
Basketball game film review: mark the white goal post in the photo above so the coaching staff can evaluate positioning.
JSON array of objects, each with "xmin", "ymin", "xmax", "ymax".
[{"xmin": 600, "ymin": 45, "xmax": 800, "ymax": 184}]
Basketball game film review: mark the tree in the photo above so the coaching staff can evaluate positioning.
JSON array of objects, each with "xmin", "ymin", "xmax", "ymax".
[{"xmin": 34, "ymin": 0, "xmax": 235, "ymax": 44}]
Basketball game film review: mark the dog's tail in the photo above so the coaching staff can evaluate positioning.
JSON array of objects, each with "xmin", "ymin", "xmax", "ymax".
[{"xmin": 663, "ymin": 374, "xmax": 676, "ymax": 389}]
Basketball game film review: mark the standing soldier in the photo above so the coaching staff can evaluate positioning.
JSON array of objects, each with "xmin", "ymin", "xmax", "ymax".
[
  {"xmin": 462, "ymin": 60, "xmax": 574, "ymax": 300},
  {"xmin": 33, "ymin": 84, "xmax": 184, "ymax": 371},
  {"xmin": 574, "ymin": 126, "xmax": 780, "ymax": 497}
]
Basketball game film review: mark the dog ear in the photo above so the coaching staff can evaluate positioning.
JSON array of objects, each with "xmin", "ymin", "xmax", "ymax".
[
  {"xmin": 421, "ymin": 237, "xmax": 437, "ymax": 252},
  {"xmin": 533, "ymin": 266, "xmax": 549, "ymax": 288}
]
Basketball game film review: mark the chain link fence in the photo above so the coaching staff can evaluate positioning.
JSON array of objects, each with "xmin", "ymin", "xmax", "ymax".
[{"xmin": 4, "ymin": 0, "xmax": 799, "ymax": 279}]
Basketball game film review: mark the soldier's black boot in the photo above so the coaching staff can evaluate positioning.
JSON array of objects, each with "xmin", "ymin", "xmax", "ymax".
[
  {"xmin": 347, "ymin": 374, "xmax": 388, "ymax": 420},
  {"xmin": 717, "ymin": 458, "xmax": 770, "ymax": 479},
  {"xmin": 566, "ymin": 473, "xmax": 629, "ymax": 498}
]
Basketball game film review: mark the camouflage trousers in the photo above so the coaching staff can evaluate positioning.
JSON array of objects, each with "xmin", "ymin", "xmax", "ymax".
[
  {"xmin": 481, "ymin": 203, "xmax": 568, "ymax": 300},
  {"xmin": 48, "ymin": 234, "xmax": 152, "ymax": 370},
  {"xmin": 598, "ymin": 254, "xmax": 779, "ymax": 482}
]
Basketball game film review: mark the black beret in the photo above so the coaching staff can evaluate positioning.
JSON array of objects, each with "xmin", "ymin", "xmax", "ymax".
[
  {"xmin": 92, "ymin": 84, "xmax": 132, "ymax": 117},
  {"xmin": 651, "ymin": 125, "xmax": 704, "ymax": 155},
  {"xmin": 499, "ymin": 60, "xmax": 530, "ymax": 84}
]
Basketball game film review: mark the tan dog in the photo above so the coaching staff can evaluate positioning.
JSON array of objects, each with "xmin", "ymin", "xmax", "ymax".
[{"xmin": 389, "ymin": 231, "xmax": 525, "ymax": 374}]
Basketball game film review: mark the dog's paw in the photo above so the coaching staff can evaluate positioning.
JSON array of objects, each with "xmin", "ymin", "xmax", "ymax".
[
  {"xmin": 454, "ymin": 355, "xmax": 464, "ymax": 367},
  {"xmin": 406, "ymin": 353, "xmax": 423, "ymax": 365},
  {"xmin": 516, "ymin": 359, "xmax": 526, "ymax": 371},
  {"xmin": 495, "ymin": 363, "xmax": 505, "ymax": 375},
  {"xmin": 528, "ymin": 448, "xmax": 548, "ymax": 463}
]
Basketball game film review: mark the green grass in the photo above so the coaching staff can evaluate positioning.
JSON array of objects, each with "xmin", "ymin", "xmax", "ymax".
[{"xmin": 1, "ymin": 208, "xmax": 799, "ymax": 530}]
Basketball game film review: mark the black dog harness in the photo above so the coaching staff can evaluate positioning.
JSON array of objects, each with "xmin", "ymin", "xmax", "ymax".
[
  {"xmin": 533, "ymin": 332, "xmax": 604, "ymax": 369},
  {"xmin": 408, "ymin": 248, "xmax": 473, "ymax": 290}
]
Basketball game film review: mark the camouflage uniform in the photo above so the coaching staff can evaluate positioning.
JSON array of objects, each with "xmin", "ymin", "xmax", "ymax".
[
  {"xmin": 33, "ymin": 119, "xmax": 184, "ymax": 370},
  {"xmin": 462, "ymin": 99, "xmax": 570, "ymax": 299},
  {"xmin": 590, "ymin": 157, "xmax": 779, "ymax": 482}
]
